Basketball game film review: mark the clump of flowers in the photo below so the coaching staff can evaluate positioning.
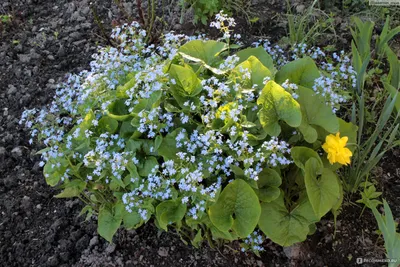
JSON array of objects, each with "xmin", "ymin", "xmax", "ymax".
[
  {"xmin": 241, "ymin": 230, "xmax": 266, "ymax": 256},
  {"xmin": 210, "ymin": 10, "xmax": 236, "ymax": 39},
  {"xmin": 21, "ymin": 12, "xmax": 356, "ymax": 250}
]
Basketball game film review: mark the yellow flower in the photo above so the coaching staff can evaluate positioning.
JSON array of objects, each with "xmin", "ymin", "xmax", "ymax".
[{"xmin": 322, "ymin": 132, "xmax": 352, "ymax": 165}]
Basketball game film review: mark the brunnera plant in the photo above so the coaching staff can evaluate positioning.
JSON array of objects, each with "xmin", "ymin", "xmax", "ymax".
[{"xmin": 20, "ymin": 12, "xmax": 357, "ymax": 252}]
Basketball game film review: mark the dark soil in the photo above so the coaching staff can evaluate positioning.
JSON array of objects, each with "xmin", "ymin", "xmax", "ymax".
[{"xmin": 0, "ymin": 1, "xmax": 398, "ymax": 267}]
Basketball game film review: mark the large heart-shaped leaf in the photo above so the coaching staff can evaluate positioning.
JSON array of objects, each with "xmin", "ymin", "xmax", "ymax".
[
  {"xmin": 208, "ymin": 179, "xmax": 261, "ymax": 238},
  {"xmin": 178, "ymin": 40, "xmax": 227, "ymax": 74},
  {"xmin": 119, "ymin": 121, "xmax": 135, "ymax": 138},
  {"xmin": 98, "ymin": 204, "xmax": 123, "ymax": 242},
  {"xmin": 158, "ymin": 128, "xmax": 185, "ymax": 160},
  {"xmin": 107, "ymin": 99, "xmax": 131, "ymax": 121},
  {"xmin": 275, "ymin": 57, "xmax": 320, "ymax": 88},
  {"xmin": 304, "ymin": 158, "xmax": 340, "ymax": 218},
  {"xmin": 98, "ymin": 116, "xmax": 119, "ymax": 134},
  {"xmin": 236, "ymin": 46, "xmax": 276, "ymax": 74},
  {"xmin": 257, "ymin": 80, "xmax": 302, "ymax": 136},
  {"xmin": 43, "ymin": 158, "xmax": 69, "ymax": 186},
  {"xmin": 297, "ymin": 86, "xmax": 339, "ymax": 143},
  {"xmin": 169, "ymin": 64, "xmax": 202, "ymax": 97},
  {"xmin": 123, "ymin": 208, "xmax": 142, "ymax": 229},
  {"xmin": 67, "ymin": 110, "xmax": 95, "ymax": 142},
  {"xmin": 291, "ymin": 146, "xmax": 323, "ymax": 171},
  {"xmin": 156, "ymin": 199, "xmax": 187, "ymax": 230},
  {"xmin": 138, "ymin": 156, "xmax": 158, "ymax": 176},
  {"xmin": 116, "ymin": 73, "xmax": 136, "ymax": 98},
  {"xmin": 257, "ymin": 168, "xmax": 282, "ymax": 202},
  {"xmin": 258, "ymin": 192, "xmax": 318, "ymax": 247},
  {"xmin": 232, "ymin": 56, "xmax": 272, "ymax": 89}
]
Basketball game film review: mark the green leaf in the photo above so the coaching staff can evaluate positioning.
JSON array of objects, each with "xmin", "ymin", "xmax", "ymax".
[
  {"xmin": 337, "ymin": 119, "xmax": 358, "ymax": 153},
  {"xmin": 258, "ymin": 192, "xmax": 318, "ymax": 247},
  {"xmin": 229, "ymin": 44, "xmax": 242, "ymax": 49},
  {"xmin": 126, "ymin": 139, "xmax": 142, "ymax": 153},
  {"xmin": 208, "ymin": 179, "xmax": 261, "ymax": 238},
  {"xmin": 126, "ymin": 160, "xmax": 139, "ymax": 176},
  {"xmin": 385, "ymin": 47, "xmax": 400, "ymax": 89},
  {"xmin": 235, "ymin": 46, "xmax": 276, "ymax": 74},
  {"xmin": 67, "ymin": 110, "xmax": 95, "ymax": 141},
  {"xmin": 232, "ymin": 56, "xmax": 272, "ymax": 89},
  {"xmin": 304, "ymin": 158, "xmax": 340, "ymax": 218},
  {"xmin": 178, "ymin": 40, "xmax": 227, "ymax": 74},
  {"xmin": 169, "ymin": 64, "xmax": 202, "ymax": 97},
  {"xmin": 43, "ymin": 158, "xmax": 69, "ymax": 186},
  {"xmin": 156, "ymin": 199, "xmax": 187, "ymax": 231},
  {"xmin": 370, "ymin": 200, "xmax": 400, "ymax": 265},
  {"xmin": 107, "ymin": 99, "xmax": 131, "ymax": 121},
  {"xmin": 298, "ymin": 119, "xmax": 318, "ymax": 143},
  {"xmin": 331, "ymin": 177, "xmax": 343, "ymax": 227},
  {"xmin": 210, "ymin": 225, "xmax": 237, "ymax": 241},
  {"xmin": 158, "ymin": 129, "xmax": 185, "ymax": 160},
  {"xmin": 351, "ymin": 41, "xmax": 362, "ymax": 93},
  {"xmin": 230, "ymin": 165, "xmax": 245, "ymax": 178},
  {"xmin": 383, "ymin": 82, "xmax": 400, "ymax": 113},
  {"xmin": 98, "ymin": 205, "xmax": 123, "ymax": 242},
  {"xmin": 291, "ymin": 146, "xmax": 323, "ymax": 171},
  {"xmin": 44, "ymin": 163, "xmax": 62, "ymax": 186},
  {"xmin": 191, "ymin": 230, "xmax": 203, "ymax": 248},
  {"xmin": 80, "ymin": 110, "xmax": 95, "ymax": 130},
  {"xmin": 111, "ymin": 175, "xmax": 126, "ymax": 189},
  {"xmin": 377, "ymin": 17, "xmax": 400, "ymax": 58},
  {"xmin": 98, "ymin": 116, "xmax": 119, "ymax": 134},
  {"xmin": 79, "ymin": 205, "xmax": 94, "ymax": 221},
  {"xmin": 351, "ymin": 17, "xmax": 374, "ymax": 60},
  {"xmin": 275, "ymin": 57, "xmax": 320, "ymax": 88},
  {"xmin": 138, "ymin": 156, "xmax": 158, "ymax": 176},
  {"xmin": 257, "ymin": 168, "xmax": 282, "ymax": 202},
  {"xmin": 123, "ymin": 208, "xmax": 142, "ymax": 229},
  {"xmin": 297, "ymin": 86, "xmax": 339, "ymax": 143},
  {"xmin": 119, "ymin": 120, "xmax": 135, "ymax": 138},
  {"xmin": 257, "ymin": 81, "xmax": 302, "ymax": 136},
  {"xmin": 154, "ymin": 135, "xmax": 163, "ymax": 150},
  {"xmin": 116, "ymin": 74, "xmax": 136, "ymax": 98},
  {"xmin": 55, "ymin": 179, "xmax": 86, "ymax": 198}
]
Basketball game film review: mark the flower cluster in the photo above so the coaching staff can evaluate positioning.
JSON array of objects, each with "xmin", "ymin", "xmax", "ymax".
[
  {"xmin": 20, "ymin": 12, "xmax": 353, "ymax": 249},
  {"xmin": 241, "ymin": 231, "xmax": 266, "ymax": 253},
  {"xmin": 210, "ymin": 10, "xmax": 236, "ymax": 39}
]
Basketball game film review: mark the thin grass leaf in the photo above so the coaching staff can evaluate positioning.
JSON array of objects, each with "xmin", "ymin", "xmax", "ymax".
[
  {"xmin": 357, "ymin": 53, "xmax": 371, "ymax": 95},
  {"xmin": 385, "ymin": 47, "xmax": 400, "ymax": 89},
  {"xmin": 352, "ymin": 41, "xmax": 362, "ymax": 73},
  {"xmin": 384, "ymin": 82, "xmax": 400, "ymax": 112},
  {"xmin": 351, "ymin": 103, "xmax": 357, "ymax": 125},
  {"xmin": 357, "ymin": 93, "xmax": 365, "ymax": 145},
  {"xmin": 288, "ymin": 14, "xmax": 296, "ymax": 44},
  {"xmin": 380, "ymin": 26, "xmax": 400, "ymax": 52},
  {"xmin": 384, "ymin": 200, "xmax": 396, "ymax": 249},
  {"xmin": 376, "ymin": 16, "xmax": 390, "ymax": 57},
  {"xmin": 385, "ymin": 124, "xmax": 399, "ymax": 150},
  {"xmin": 360, "ymin": 95, "xmax": 396, "ymax": 163}
]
